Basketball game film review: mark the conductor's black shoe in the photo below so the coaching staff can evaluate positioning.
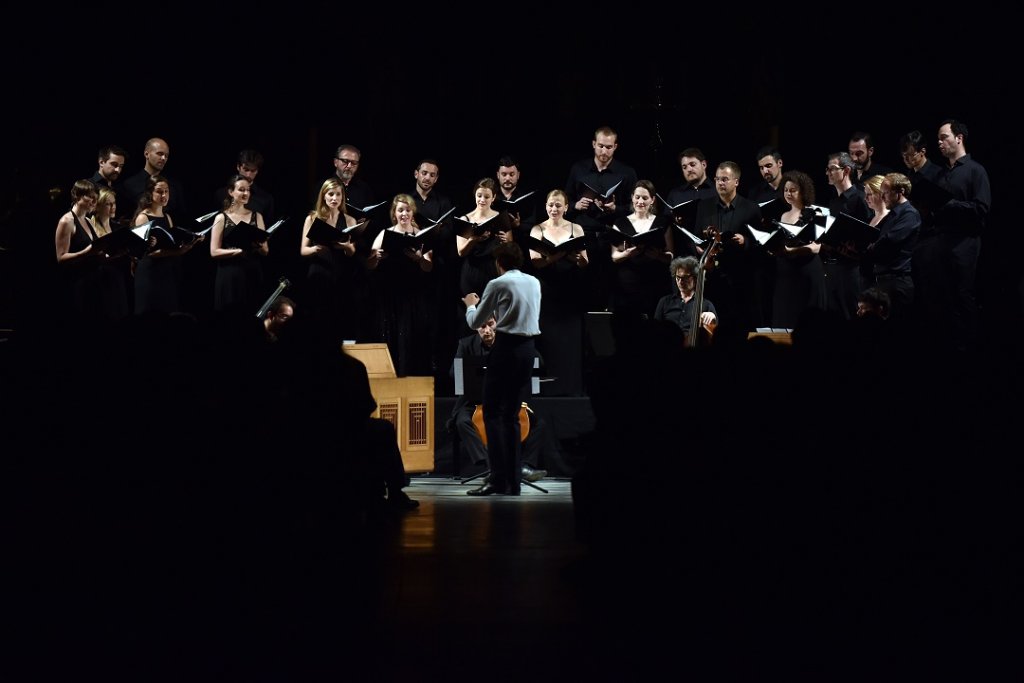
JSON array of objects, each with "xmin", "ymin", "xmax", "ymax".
[
  {"xmin": 467, "ymin": 483, "xmax": 506, "ymax": 496},
  {"xmin": 388, "ymin": 491, "xmax": 420, "ymax": 510},
  {"xmin": 521, "ymin": 465, "xmax": 547, "ymax": 483}
]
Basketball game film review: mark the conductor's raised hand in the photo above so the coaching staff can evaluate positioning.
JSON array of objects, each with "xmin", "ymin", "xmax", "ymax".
[{"xmin": 462, "ymin": 293, "xmax": 480, "ymax": 307}]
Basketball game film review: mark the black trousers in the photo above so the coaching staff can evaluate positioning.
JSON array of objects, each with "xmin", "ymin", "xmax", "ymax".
[
  {"xmin": 481, "ymin": 333, "xmax": 535, "ymax": 490},
  {"xmin": 455, "ymin": 405, "xmax": 544, "ymax": 469}
]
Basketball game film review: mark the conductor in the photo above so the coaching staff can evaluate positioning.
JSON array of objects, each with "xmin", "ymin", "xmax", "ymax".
[{"xmin": 461, "ymin": 242, "xmax": 541, "ymax": 496}]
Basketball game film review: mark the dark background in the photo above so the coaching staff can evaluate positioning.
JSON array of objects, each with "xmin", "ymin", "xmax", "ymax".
[{"xmin": 2, "ymin": 9, "xmax": 1020, "ymax": 336}]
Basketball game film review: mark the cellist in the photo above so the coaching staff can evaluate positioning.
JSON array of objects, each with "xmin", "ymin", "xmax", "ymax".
[
  {"xmin": 448, "ymin": 316, "xmax": 550, "ymax": 484},
  {"xmin": 653, "ymin": 256, "xmax": 718, "ymax": 345}
]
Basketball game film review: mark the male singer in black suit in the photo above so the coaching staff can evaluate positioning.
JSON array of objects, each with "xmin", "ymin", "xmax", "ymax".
[
  {"xmin": 824, "ymin": 152, "xmax": 870, "ymax": 319},
  {"xmin": 849, "ymin": 131, "xmax": 894, "ymax": 187},
  {"xmin": 496, "ymin": 155, "xmax": 539, "ymax": 235},
  {"xmin": 694, "ymin": 161, "xmax": 763, "ymax": 346},
  {"xmin": 932, "ymin": 119, "xmax": 991, "ymax": 352},
  {"xmin": 564, "ymin": 126, "xmax": 638, "ymax": 311},
  {"xmin": 333, "ymin": 144, "xmax": 375, "ymax": 210}
]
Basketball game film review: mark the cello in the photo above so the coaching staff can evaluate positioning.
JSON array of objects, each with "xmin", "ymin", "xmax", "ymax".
[
  {"xmin": 471, "ymin": 402, "xmax": 532, "ymax": 445},
  {"xmin": 684, "ymin": 227, "xmax": 722, "ymax": 348}
]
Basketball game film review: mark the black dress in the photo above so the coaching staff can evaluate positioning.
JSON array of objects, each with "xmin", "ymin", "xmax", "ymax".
[
  {"xmin": 214, "ymin": 212, "xmax": 266, "ymax": 315},
  {"xmin": 458, "ymin": 213, "xmax": 512, "ymax": 296},
  {"xmin": 134, "ymin": 214, "xmax": 184, "ymax": 315},
  {"xmin": 609, "ymin": 214, "xmax": 674, "ymax": 320},
  {"xmin": 370, "ymin": 230, "xmax": 436, "ymax": 377},
  {"xmin": 303, "ymin": 216, "xmax": 363, "ymax": 341},
  {"xmin": 533, "ymin": 224, "xmax": 588, "ymax": 396},
  {"xmin": 771, "ymin": 208, "xmax": 827, "ymax": 328},
  {"xmin": 62, "ymin": 214, "xmax": 130, "ymax": 322}
]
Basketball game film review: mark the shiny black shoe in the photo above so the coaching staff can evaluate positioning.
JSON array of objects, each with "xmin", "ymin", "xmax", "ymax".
[
  {"xmin": 521, "ymin": 465, "xmax": 547, "ymax": 483},
  {"xmin": 467, "ymin": 483, "xmax": 506, "ymax": 496}
]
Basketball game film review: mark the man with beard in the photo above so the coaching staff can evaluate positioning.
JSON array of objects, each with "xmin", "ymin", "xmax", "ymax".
[
  {"xmin": 409, "ymin": 158, "xmax": 457, "ymax": 389},
  {"xmin": 495, "ymin": 155, "xmax": 539, "ymax": 235},
  {"xmin": 664, "ymin": 147, "xmax": 718, "ymax": 207},
  {"xmin": 654, "ymin": 255, "xmax": 718, "ymax": 342},
  {"xmin": 216, "ymin": 149, "xmax": 276, "ymax": 225},
  {"xmin": 662, "ymin": 148, "xmax": 719, "ymax": 247},
  {"xmin": 90, "ymin": 145, "xmax": 126, "ymax": 192},
  {"xmin": 746, "ymin": 146, "xmax": 785, "ymax": 204},
  {"xmin": 564, "ymin": 126, "xmax": 637, "ymax": 311},
  {"xmin": 694, "ymin": 161, "xmax": 763, "ymax": 346},
  {"xmin": 564, "ymin": 126, "xmax": 637, "ymax": 235},
  {"xmin": 332, "ymin": 143, "xmax": 375, "ymax": 210},
  {"xmin": 849, "ymin": 131, "xmax": 893, "ymax": 188}
]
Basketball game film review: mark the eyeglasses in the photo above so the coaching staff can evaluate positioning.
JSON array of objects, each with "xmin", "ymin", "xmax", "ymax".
[
  {"xmin": 675, "ymin": 273, "xmax": 694, "ymax": 280},
  {"xmin": 825, "ymin": 165, "xmax": 843, "ymax": 173},
  {"xmin": 336, "ymin": 158, "xmax": 359, "ymax": 166}
]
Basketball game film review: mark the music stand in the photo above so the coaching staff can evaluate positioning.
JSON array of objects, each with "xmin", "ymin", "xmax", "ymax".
[
  {"xmin": 454, "ymin": 356, "xmax": 547, "ymax": 493},
  {"xmin": 584, "ymin": 311, "xmax": 616, "ymax": 358}
]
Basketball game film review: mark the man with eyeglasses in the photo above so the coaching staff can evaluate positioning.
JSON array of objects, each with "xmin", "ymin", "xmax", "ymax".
[
  {"xmin": 823, "ymin": 152, "xmax": 870, "ymax": 319},
  {"xmin": 653, "ymin": 255, "xmax": 717, "ymax": 341},
  {"xmin": 899, "ymin": 131, "xmax": 939, "ymax": 181},
  {"xmin": 332, "ymin": 144, "xmax": 375, "ymax": 210},
  {"xmin": 694, "ymin": 161, "xmax": 763, "ymax": 346},
  {"xmin": 899, "ymin": 130, "xmax": 944, "ymax": 329}
]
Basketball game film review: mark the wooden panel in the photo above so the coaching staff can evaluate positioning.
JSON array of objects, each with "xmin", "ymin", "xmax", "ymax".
[
  {"xmin": 369, "ymin": 376, "xmax": 435, "ymax": 474},
  {"xmin": 746, "ymin": 331, "xmax": 793, "ymax": 345},
  {"xmin": 343, "ymin": 342, "xmax": 397, "ymax": 378},
  {"xmin": 343, "ymin": 343, "xmax": 435, "ymax": 473}
]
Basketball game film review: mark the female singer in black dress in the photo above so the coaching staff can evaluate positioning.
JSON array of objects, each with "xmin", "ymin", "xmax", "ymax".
[
  {"xmin": 770, "ymin": 170, "xmax": 827, "ymax": 328},
  {"xmin": 300, "ymin": 177, "xmax": 362, "ymax": 341},
  {"xmin": 209, "ymin": 174, "xmax": 268, "ymax": 315},
  {"xmin": 609, "ymin": 179, "xmax": 675, "ymax": 320},
  {"xmin": 367, "ymin": 194, "xmax": 436, "ymax": 377},
  {"xmin": 54, "ymin": 179, "xmax": 102, "ymax": 321},
  {"xmin": 455, "ymin": 177, "xmax": 513, "ymax": 297},
  {"xmin": 133, "ymin": 175, "xmax": 202, "ymax": 315},
  {"xmin": 89, "ymin": 187, "xmax": 132, "ymax": 321},
  {"xmin": 528, "ymin": 189, "xmax": 589, "ymax": 396}
]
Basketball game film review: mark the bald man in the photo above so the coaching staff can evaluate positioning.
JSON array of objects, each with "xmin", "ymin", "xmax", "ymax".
[{"xmin": 120, "ymin": 137, "xmax": 189, "ymax": 220}]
